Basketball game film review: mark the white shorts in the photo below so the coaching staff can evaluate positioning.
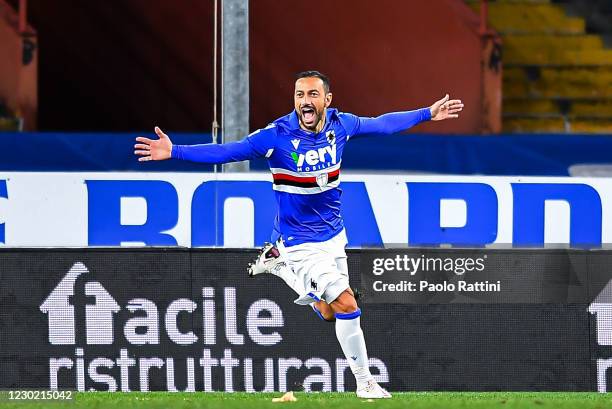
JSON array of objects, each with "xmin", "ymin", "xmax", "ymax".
[{"xmin": 277, "ymin": 229, "xmax": 350, "ymax": 305}]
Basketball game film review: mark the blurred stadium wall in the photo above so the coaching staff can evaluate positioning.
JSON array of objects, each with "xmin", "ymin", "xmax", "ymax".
[
  {"xmin": 2, "ymin": 0, "xmax": 500, "ymax": 133},
  {"xmin": 250, "ymin": 0, "xmax": 500, "ymax": 134},
  {"xmin": 0, "ymin": 0, "xmax": 36, "ymax": 130}
]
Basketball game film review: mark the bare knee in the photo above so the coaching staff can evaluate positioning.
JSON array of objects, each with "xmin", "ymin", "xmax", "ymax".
[
  {"xmin": 315, "ymin": 301, "xmax": 336, "ymax": 321},
  {"xmin": 330, "ymin": 289, "xmax": 358, "ymax": 314}
]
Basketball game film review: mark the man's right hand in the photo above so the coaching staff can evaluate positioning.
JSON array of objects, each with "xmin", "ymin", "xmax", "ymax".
[{"xmin": 134, "ymin": 126, "xmax": 173, "ymax": 162}]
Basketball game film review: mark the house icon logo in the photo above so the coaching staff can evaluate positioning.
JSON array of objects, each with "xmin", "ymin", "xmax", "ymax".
[{"xmin": 39, "ymin": 262, "xmax": 120, "ymax": 345}]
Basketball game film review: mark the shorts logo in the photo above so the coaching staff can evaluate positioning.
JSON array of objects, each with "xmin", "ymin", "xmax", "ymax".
[
  {"xmin": 271, "ymin": 261, "xmax": 287, "ymax": 274},
  {"xmin": 310, "ymin": 279, "xmax": 318, "ymax": 291}
]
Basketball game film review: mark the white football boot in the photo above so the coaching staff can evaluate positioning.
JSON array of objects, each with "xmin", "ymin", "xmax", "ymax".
[
  {"xmin": 356, "ymin": 380, "xmax": 392, "ymax": 399},
  {"xmin": 247, "ymin": 242, "xmax": 285, "ymax": 277}
]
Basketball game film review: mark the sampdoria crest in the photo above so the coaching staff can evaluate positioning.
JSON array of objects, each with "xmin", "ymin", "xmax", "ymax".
[{"xmin": 316, "ymin": 173, "xmax": 329, "ymax": 187}]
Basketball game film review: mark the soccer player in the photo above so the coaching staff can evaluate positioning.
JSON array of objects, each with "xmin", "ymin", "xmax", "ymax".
[{"xmin": 134, "ymin": 71, "xmax": 463, "ymax": 398}]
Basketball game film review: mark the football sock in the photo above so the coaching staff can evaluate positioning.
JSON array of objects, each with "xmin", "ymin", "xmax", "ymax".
[{"xmin": 334, "ymin": 308, "xmax": 374, "ymax": 385}]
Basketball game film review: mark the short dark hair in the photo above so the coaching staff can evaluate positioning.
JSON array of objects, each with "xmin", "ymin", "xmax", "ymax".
[{"xmin": 295, "ymin": 70, "xmax": 331, "ymax": 93}]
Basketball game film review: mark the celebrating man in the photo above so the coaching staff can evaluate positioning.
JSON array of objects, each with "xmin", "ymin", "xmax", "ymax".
[{"xmin": 134, "ymin": 70, "xmax": 463, "ymax": 398}]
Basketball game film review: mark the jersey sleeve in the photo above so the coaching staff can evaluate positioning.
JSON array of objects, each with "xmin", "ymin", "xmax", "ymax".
[
  {"xmin": 341, "ymin": 108, "xmax": 432, "ymax": 140},
  {"xmin": 337, "ymin": 112, "xmax": 361, "ymax": 139},
  {"xmin": 171, "ymin": 124, "xmax": 277, "ymax": 164}
]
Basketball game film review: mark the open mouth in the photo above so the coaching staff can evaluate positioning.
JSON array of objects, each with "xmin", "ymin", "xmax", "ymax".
[{"xmin": 301, "ymin": 106, "xmax": 316, "ymax": 124}]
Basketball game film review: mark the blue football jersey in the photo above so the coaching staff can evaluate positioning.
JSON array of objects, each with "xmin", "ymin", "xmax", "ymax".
[{"xmin": 172, "ymin": 107, "xmax": 431, "ymax": 246}]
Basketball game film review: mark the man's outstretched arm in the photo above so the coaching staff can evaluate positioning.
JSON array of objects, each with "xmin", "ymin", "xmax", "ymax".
[
  {"xmin": 134, "ymin": 126, "xmax": 274, "ymax": 164},
  {"xmin": 350, "ymin": 94, "xmax": 464, "ymax": 138}
]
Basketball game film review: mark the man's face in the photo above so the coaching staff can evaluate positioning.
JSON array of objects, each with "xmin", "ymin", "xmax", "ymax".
[{"xmin": 294, "ymin": 77, "xmax": 332, "ymax": 131}]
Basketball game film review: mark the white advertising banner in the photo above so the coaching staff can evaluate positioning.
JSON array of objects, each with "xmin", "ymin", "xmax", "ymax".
[{"xmin": 0, "ymin": 172, "xmax": 611, "ymax": 247}]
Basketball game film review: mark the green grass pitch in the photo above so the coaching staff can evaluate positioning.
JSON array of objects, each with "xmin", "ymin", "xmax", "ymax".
[{"xmin": 1, "ymin": 392, "xmax": 612, "ymax": 409}]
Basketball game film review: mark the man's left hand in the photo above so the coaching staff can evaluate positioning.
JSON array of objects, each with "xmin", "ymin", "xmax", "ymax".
[{"xmin": 429, "ymin": 94, "xmax": 464, "ymax": 121}]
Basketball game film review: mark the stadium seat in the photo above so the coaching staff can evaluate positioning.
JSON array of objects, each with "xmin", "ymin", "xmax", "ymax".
[{"xmin": 468, "ymin": 0, "xmax": 612, "ymax": 133}]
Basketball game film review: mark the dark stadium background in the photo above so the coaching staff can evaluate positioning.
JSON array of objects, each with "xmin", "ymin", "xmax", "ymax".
[{"xmin": 1, "ymin": 0, "xmax": 612, "ymax": 398}]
